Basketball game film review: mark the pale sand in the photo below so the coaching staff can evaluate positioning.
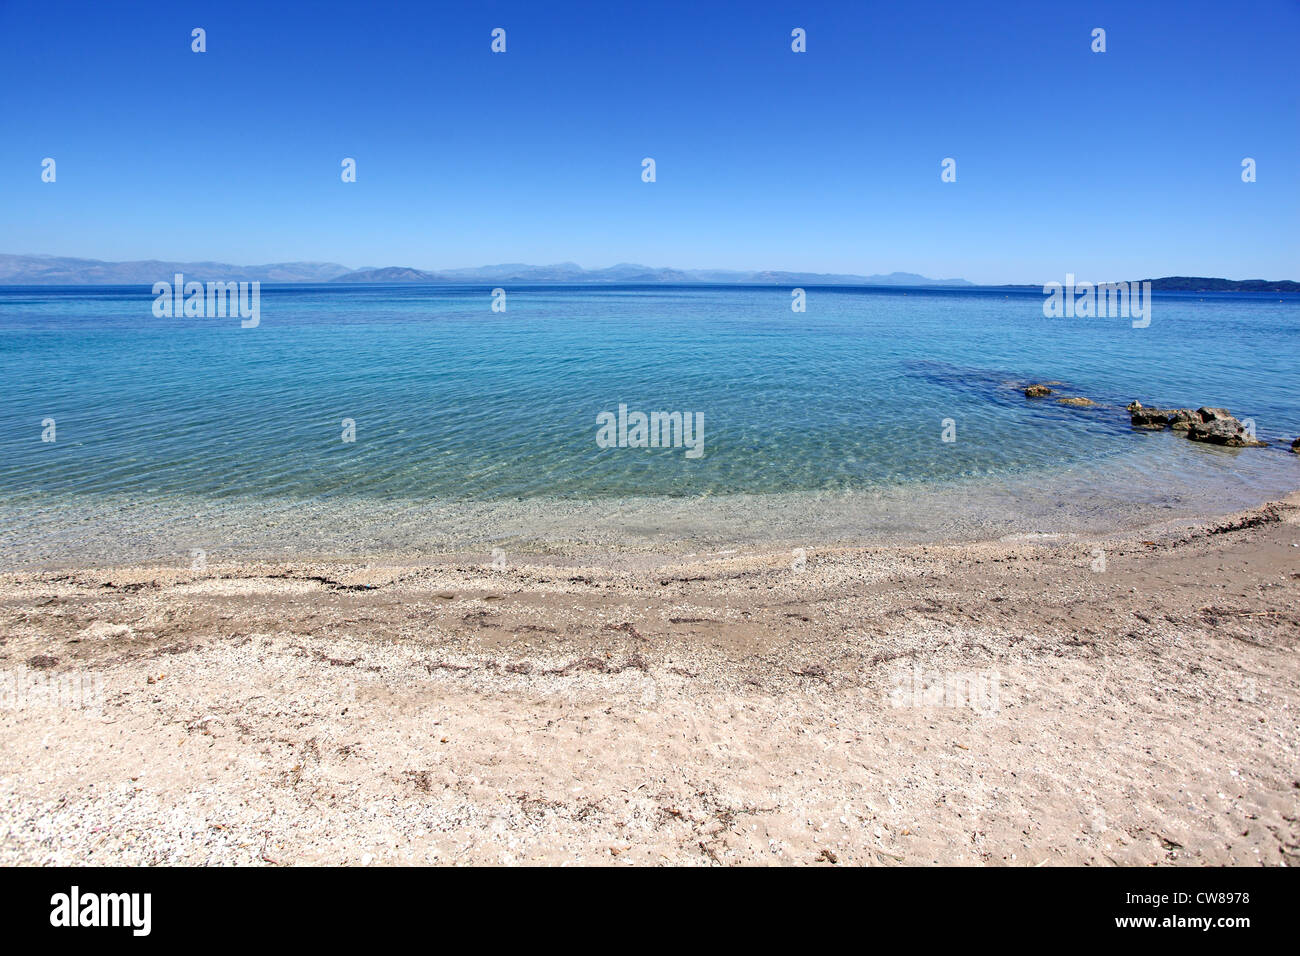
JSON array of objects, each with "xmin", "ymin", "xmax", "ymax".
[{"xmin": 1, "ymin": 495, "xmax": 1297, "ymax": 866}]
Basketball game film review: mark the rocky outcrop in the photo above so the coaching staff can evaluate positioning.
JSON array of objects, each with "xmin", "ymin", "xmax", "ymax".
[
  {"xmin": 1128, "ymin": 402, "xmax": 1173, "ymax": 429},
  {"xmin": 1187, "ymin": 419, "xmax": 1266, "ymax": 447},
  {"xmin": 1185, "ymin": 408, "xmax": 1268, "ymax": 447},
  {"xmin": 1292, "ymin": 437, "xmax": 1300, "ymax": 454},
  {"xmin": 1128, "ymin": 402, "xmax": 1268, "ymax": 447},
  {"xmin": 1024, "ymin": 384, "xmax": 1052, "ymax": 398}
]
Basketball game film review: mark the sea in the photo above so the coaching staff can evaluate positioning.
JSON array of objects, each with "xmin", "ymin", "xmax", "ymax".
[{"xmin": 1, "ymin": 283, "xmax": 1297, "ymax": 567}]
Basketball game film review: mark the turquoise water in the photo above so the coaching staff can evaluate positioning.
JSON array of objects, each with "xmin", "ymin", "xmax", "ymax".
[{"xmin": 1, "ymin": 284, "xmax": 1298, "ymax": 565}]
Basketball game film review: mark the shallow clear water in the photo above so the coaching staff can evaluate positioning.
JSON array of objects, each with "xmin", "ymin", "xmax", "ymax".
[{"xmin": 1, "ymin": 283, "xmax": 1297, "ymax": 566}]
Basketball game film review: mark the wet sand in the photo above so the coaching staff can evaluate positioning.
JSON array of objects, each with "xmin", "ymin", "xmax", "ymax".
[{"xmin": 1, "ymin": 494, "xmax": 1297, "ymax": 865}]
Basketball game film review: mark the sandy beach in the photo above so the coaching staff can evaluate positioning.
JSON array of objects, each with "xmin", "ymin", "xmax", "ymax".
[{"xmin": 1, "ymin": 493, "xmax": 1297, "ymax": 866}]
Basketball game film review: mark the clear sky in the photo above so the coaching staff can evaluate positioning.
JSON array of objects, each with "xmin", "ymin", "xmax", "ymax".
[{"xmin": 1, "ymin": 0, "xmax": 1296, "ymax": 284}]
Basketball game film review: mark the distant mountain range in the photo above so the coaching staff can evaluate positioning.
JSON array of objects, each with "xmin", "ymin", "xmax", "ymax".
[
  {"xmin": 329, "ymin": 262, "xmax": 979, "ymax": 286},
  {"xmin": 0, "ymin": 254, "xmax": 352, "ymax": 285},
  {"xmin": 2, "ymin": 254, "xmax": 1296, "ymax": 292},
  {"xmin": 0, "ymin": 255, "xmax": 971, "ymax": 287}
]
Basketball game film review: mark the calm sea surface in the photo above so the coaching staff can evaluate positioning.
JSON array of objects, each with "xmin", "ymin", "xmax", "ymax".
[{"xmin": 1, "ymin": 284, "xmax": 1297, "ymax": 565}]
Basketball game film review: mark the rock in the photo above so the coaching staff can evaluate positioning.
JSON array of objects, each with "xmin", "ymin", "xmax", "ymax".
[
  {"xmin": 1130, "ymin": 405, "xmax": 1172, "ymax": 429},
  {"xmin": 1291, "ymin": 436, "xmax": 1299, "ymax": 454},
  {"xmin": 79, "ymin": 621, "xmax": 136, "ymax": 641},
  {"xmin": 1126, "ymin": 400, "xmax": 1143, "ymax": 413},
  {"xmin": 1186, "ymin": 419, "xmax": 1234, "ymax": 443},
  {"xmin": 1024, "ymin": 384, "xmax": 1052, "ymax": 398},
  {"xmin": 1057, "ymin": 397, "xmax": 1097, "ymax": 407},
  {"xmin": 1129, "ymin": 403, "xmax": 1217, "ymax": 430},
  {"xmin": 1186, "ymin": 418, "xmax": 1267, "ymax": 447}
]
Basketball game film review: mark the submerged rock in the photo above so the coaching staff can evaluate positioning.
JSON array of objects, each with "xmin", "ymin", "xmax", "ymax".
[
  {"xmin": 1057, "ymin": 396, "xmax": 1097, "ymax": 407},
  {"xmin": 1024, "ymin": 384, "xmax": 1052, "ymax": 398}
]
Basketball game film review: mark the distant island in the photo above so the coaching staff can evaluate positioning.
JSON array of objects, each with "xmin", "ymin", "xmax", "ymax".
[
  {"xmin": 1, "ymin": 254, "xmax": 1296, "ymax": 292},
  {"xmin": 990, "ymin": 276, "xmax": 1300, "ymax": 294},
  {"xmin": 1139, "ymin": 276, "xmax": 1300, "ymax": 293}
]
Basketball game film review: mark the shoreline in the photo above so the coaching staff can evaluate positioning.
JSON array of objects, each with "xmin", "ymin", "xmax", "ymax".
[
  {"xmin": 3, "ymin": 451, "xmax": 1298, "ymax": 571},
  {"xmin": 2, "ymin": 493, "xmax": 1298, "ymax": 864}
]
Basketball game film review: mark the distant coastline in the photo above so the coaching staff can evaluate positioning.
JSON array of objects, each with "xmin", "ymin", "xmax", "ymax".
[
  {"xmin": 987, "ymin": 276, "xmax": 1300, "ymax": 294},
  {"xmin": 1, "ymin": 254, "xmax": 1297, "ymax": 292},
  {"xmin": 326, "ymin": 264, "xmax": 976, "ymax": 287}
]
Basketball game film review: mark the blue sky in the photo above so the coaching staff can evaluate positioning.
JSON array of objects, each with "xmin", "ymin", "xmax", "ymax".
[{"xmin": 1, "ymin": 0, "xmax": 1296, "ymax": 283}]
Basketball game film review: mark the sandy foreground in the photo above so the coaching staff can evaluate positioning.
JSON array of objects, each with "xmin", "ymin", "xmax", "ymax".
[{"xmin": 1, "ymin": 496, "xmax": 1298, "ymax": 867}]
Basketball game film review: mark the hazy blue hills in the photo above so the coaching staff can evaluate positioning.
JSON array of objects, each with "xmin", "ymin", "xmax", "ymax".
[
  {"xmin": 0, "ymin": 254, "xmax": 352, "ymax": 285},
  {"xmin": 0, "ymin": 254, "xmax": 974, "ymax": 287},
  {"xmin": 331, "ymin": 266, "xmax": 436, "ymax": 283},
  {"xmin": 3, "ymin": 255, "xmax": 1295, "ymax": 291},
  {"xmin": 333, "ymin": 263, "xmax": 975, "ymax": 286}
]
